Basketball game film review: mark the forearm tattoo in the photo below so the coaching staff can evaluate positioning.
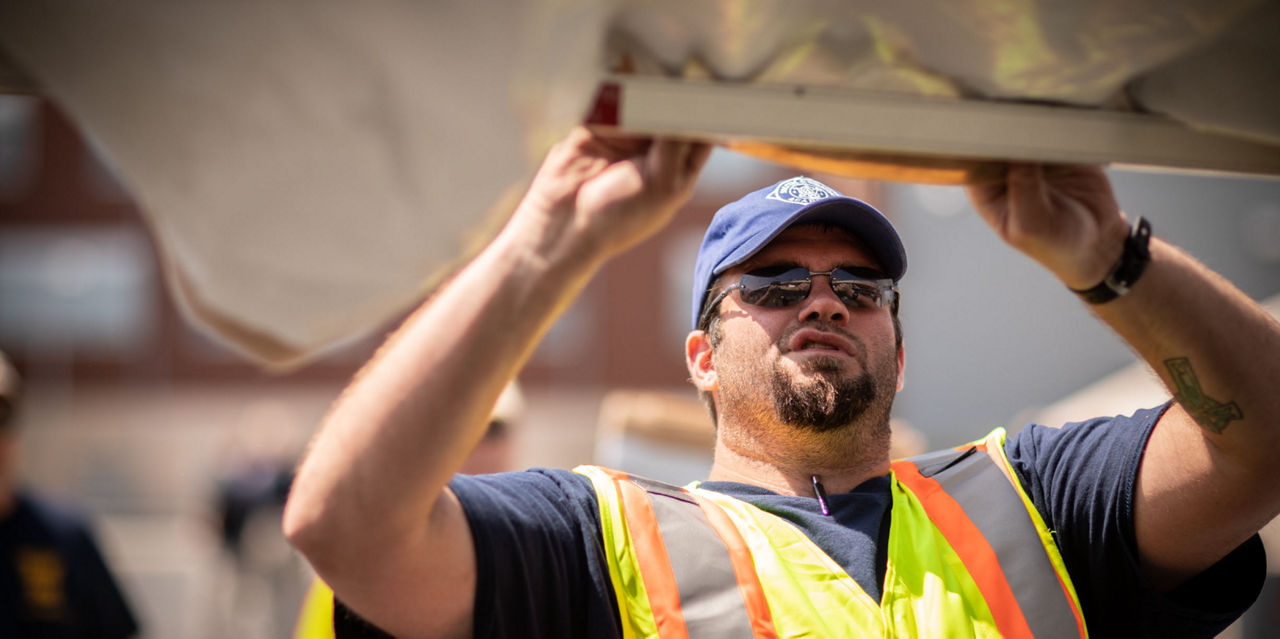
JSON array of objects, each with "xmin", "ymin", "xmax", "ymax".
[{"xmin": 1164, "ymin": 357, "xmax": 1243, "ymax": 434}]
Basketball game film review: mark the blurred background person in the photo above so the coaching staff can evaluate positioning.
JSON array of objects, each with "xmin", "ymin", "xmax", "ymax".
[
  {"xmin": 0, "ymin": 351, "xmax": 140, "ymax": 638},
  {"xmin": 204, "ymin": 399, "xmax": 312, "ymax": 639}
]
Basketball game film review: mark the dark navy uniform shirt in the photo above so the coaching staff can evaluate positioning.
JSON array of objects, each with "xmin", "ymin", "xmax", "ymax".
[
  {"xmin": 338, "ymin": 403, "xmax": 1264, "ymax": 638},
  {"xmin": 0, "ymin": 491, "xmax": 139, "ymax": 639}
]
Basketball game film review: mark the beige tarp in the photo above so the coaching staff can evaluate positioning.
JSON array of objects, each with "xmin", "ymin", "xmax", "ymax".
[{"xmin": 2, "ymin": 1, "xmax": 1276, "ymax": 365}]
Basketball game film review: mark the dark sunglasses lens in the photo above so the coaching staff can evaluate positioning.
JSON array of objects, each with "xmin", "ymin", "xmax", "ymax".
[
  {"xmin": 830, "ymin": 277, "xmax": 884, "ymax": 309},
  {"xmin": 829, "ymin": 281, "xmax": 880, "ymax": 308},
  {"xmin": 739, "ymin": 269, "xmax": 812, "ymax": 307},
  {"xmin": 836, "ymin": 269, "xmax": 898, "ymax": 309}
]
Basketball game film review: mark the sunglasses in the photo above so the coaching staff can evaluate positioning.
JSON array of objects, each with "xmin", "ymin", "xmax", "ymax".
[{"xmin": 698, "ymin": 265, "xmax": 898, "ymax": 329}]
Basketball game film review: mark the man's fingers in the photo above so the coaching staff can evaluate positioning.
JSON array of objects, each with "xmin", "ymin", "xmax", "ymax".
[
  {"xmin": 577, "ymin": 125, "xmax": 652, "ymax": 159},
  {"xmin": 595, "ymin": 135, "xmax": 653, "ymax": 160},
  {"xmin": 686, "ymin": 142, "xmax": 713, "ymax": 176},
  {"xmin": 647, "ymin": 138, "xmax": 712, "ymax": 193},
  {"xmin": 1007, "ymin": 164, "xmax": 1051, "ymax": 228},
  {"xmin": 965, "ymin": 164, "xmax": 1012, "ymax": 232}
]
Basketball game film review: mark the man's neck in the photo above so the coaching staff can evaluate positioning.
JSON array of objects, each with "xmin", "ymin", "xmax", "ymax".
[{"xmin": 706, "ymin": 428, "xmax": 891, "ymax": 497}]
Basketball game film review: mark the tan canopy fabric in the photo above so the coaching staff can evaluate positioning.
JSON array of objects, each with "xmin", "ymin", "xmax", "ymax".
[{"xmin": 2, "ymin": 1, "xmax": 1275, "ymax": 365}]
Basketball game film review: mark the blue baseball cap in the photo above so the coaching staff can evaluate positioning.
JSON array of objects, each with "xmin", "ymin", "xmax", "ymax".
[{"xmin": 690, "ymin": 176, "xmax": 907, "ymax": 330}]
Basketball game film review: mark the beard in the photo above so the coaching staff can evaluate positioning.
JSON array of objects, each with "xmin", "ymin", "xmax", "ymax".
[
  {"xmin": 711, "ymin": 319, "xmax": 898, "ymax": 441},
  {"xmin": 769, "ymin": 355, "xmax": 880, "ymax": 433}
]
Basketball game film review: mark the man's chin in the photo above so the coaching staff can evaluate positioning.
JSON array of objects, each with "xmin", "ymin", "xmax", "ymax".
[
  {"xmin": 781, "ymin": 416, "xmax": 855, "ymax": 435},
  {"xmin": 771, "ymin": 365, "xmax": 881, "ymax": 431},
  {"xmin": 792, "ymin": 355, "xmax": 853, "ymax": 375}
]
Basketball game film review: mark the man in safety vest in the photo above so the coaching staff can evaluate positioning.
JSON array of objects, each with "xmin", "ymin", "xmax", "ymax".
[{"xmin": 284, "ymin": 127, "xmax": 1277, "ymax": 637}]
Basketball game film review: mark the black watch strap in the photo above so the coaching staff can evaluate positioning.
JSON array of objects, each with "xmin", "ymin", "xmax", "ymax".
[{"xmin": 1070, "ymin": 217, "xmax": 1152, "ymax": 305}]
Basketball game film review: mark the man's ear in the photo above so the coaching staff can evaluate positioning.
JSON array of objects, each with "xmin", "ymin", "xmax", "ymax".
[
  {"xmin": 896, "ymin": 344, "xmax": 906, "ymax": 392},
  {"xmin": 686, "ymin": 330, "xmax": 717, "ymax": 392}
]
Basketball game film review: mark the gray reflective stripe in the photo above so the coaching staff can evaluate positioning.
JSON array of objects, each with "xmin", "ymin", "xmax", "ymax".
[
  {"xmin": 630, "ymin": 476, "xmax": 757, "ymax": 638},
  {"xmin": 910, "ymin": 446, "xmax": 980, "ymax": 479},
  {"xmin": 915, "ymin": 448, "xmax": 1081, "ymax": 638}
]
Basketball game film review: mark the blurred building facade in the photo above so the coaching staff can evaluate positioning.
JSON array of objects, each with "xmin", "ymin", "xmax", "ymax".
[
  {"xmin": 0, "ymin": 97, "xmax": 818, "ymax": 637},
  {"xmin": 3, "ymin": 94, "xmax": 1279, "ymax": 637}
]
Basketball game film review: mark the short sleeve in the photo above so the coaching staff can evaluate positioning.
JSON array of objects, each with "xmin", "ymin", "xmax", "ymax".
[
  {"xmin": 1006, "ymin": 402, "xmax": 1264, "ymax": 637},
  {"xmin": 449, "ymin": 469, "xmax": 621, "ymax": 639}
]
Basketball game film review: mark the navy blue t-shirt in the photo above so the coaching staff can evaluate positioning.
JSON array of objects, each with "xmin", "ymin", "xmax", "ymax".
[
  {"xmin": 339, "ymin": 403, "xmax": 1265, "ymax": 637},
  {"xmin": 0, "ymin": 491, "xmax": 140, "ymax": 639}
]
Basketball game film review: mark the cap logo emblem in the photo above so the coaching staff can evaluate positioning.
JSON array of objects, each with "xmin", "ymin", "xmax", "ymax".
[{"xmin": 765, "ymin": 177, "xmax": 840, "ymax": 206}]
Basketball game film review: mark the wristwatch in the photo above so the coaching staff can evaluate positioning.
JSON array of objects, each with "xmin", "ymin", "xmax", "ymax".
[{"xmin": 1070, "ymin": 217, "xmax": 1152, "ymax": 305}]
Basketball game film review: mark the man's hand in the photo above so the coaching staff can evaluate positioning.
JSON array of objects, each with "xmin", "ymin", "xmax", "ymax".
[
  {"xmin": 970, "ymin": 162, "xmax": 1280, "ymax": 593},
  {"xmin": 515, "ymin": 127, "xmax": 711, "ymax": 266},
  {"xmin": 966, "ymin": 163, "xmax": 1130, "ymax": 290}
]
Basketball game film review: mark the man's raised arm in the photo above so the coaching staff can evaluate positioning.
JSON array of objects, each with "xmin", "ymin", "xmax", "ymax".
[
  {"xmin": 283, "ymin": 128, "xmax": 709, "ymax": 637},
  {"xmin": 967, "ymin": 164, "xmax": 1280, "ymax": 591}
]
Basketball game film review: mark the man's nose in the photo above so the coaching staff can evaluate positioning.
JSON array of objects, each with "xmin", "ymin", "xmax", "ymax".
[{"xmin": 795, "ymin": 276, "xmax": 847, "ymax": 324}]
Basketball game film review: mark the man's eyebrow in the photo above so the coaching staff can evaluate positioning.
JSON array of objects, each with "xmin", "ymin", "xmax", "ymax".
[
  {"xmin": 839, "ymin": 265, "xmax": 889, "ymax": 279},
  {"xmin": 739, "ymin": 261, "xmax": 887, "ymax": 278},
  {"xmin": 742, "ymin": 259, "xmax": 801, "ymax": 272}
]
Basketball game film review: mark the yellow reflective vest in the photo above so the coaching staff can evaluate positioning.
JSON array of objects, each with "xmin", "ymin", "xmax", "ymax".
[
  {"xmin": 293, "ymin": 578, "xmax": 335, "ymax": 639},
  {"xmin": 575, "ymin": 428, "xmax": 1088, "ymax": 638}
]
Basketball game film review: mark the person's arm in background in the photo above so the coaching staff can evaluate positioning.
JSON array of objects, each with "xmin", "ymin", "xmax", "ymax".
[
  {"xmin": 283, "ymin": 128, "xmax": 709, "ymax": 638},
  {"xmin": 967, "ymin": 164, "xmax": 1280, "ymax": 591}
]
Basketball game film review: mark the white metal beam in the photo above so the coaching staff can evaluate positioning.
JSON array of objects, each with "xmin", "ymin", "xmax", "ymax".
[{"xmin": 589, "ymin": 75, "xmax": 1280, "ymax": 179}]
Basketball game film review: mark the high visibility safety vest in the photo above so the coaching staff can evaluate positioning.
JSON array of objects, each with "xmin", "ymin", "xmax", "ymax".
[
  {"xmin": 292, "ymin": 578, "xmax": 336, "ymax": 639},
  {"xmin": 575, "ymin": 428, "xmax": 1088, "ymax": 638}
]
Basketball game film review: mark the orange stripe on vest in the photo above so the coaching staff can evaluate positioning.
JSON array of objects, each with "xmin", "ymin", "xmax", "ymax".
[{"xmin": 892, "ymin": 459, "xmax": 1036, "ymax": 638}]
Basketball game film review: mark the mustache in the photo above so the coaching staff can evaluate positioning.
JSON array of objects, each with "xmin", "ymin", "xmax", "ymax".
[{"xmin": 777, "ymin": 321, "xmax": 866, "ymax": 359}]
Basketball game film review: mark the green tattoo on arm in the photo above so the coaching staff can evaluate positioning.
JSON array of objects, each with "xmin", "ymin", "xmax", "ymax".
[{"xmin": 1164, "ymin": 357, "xmax": 1243, "ymax": 434}]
